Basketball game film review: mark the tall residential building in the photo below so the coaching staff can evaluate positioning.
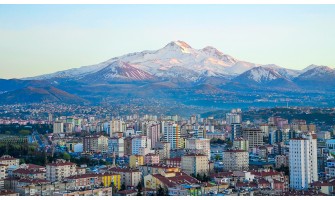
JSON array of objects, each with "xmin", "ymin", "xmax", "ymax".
[
  {"xmin": 155, "ymin": 141, "xmax": 171, "ymax": 160},
  {"xmin": 222, "ymin": 150, "xmax": 249, "ymax": 171},
  {"xmin": 289, "ymin": 134, "xmax": 318, "ymax": 190},
  {"xmin": 147, "ymin": 123, "xmax": 161, "ymax": 148},
  {"xmin": 53, "ymin": 121, "xmax": 64, "ymax": 133},
  {"xmin": 108, "ymin": 137, "xmax": 124, "ymax": 157},
  {"xmin": 231, "ymin": 123, "xmax": 242, "ymax": 141},
  {"xmin": 181, "ymin": 154, "xmax": 209, "ymax": 176},
  {"xmin": 132, "ymin": 136, "xmax": 151, "ymax": 155},
  {"xmin": 232, "ymin": 137, "xmax": 249, "ymax": 151},
  {"xmin": 226, "ymin": 109, "xmax": 242, "ymax": 125},
  {"xmin": 83, "ymin": 135, "xmax": 109, "ymax": 153},
  {"xmin": 242, "ymin": 128, "xmax": 264, "ymax": 148},
  {"xmin": 185, "ymin": 138, "xmax": 211, "ymax": 160},
  {"xmin": 46, "ymin": 159, "xmax": 77, "ymax": 182},
  {"xmin": 123, "ymin": 137, "xmax": 133, "ymax": 156},
  {"xmin": 129, "ymin": 155, "xmax": 144, "ymax": 168},
  {"xmin": 163, "ymin": 123, "xmax": 181, "ymax": 149},
  {"xmin": 110, "ymin": 119, "xmax": 125, "ymax": 135}
]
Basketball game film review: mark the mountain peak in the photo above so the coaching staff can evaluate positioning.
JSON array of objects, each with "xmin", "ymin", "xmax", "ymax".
[
  {"xmin": 164, "ymin": 40, "xmax": 192, "ymax": 51},
  {"xmin": 302, "ymin": 64, "xmax": 333, "ymax": 73},
  {"xmin": 202, "ymin": 46, "xmax": 223, "ymax": 55}
]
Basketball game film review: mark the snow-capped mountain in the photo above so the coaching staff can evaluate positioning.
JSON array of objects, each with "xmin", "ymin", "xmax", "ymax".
[
  {"xmin": 232, "ymin": 66, "xmax": 297, "ymax": 89},
  {"xmin": 80, "ymin": 61, "xmax": 155, "ymax": 82},
  {"xmin": 298, "ymin": 65, "xmax": 334, "ymax": 79},
  {"xmin": 24, "ymin": 40, "xmax": 333, "ymax": 90},
  {"xmin": 294, "ymin": 65, "xmax": 335, "ymax": 89}
]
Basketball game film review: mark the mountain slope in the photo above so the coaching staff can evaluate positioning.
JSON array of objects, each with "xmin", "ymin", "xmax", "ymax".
[
  {"xmin": 0, "ymin": 86, "xmax": 88, "ymax": 104},
  {"xmin": 79, "ymin": 61, "xmax": 156, "ymax": 83},
  {"xmin": 232, "ymin": 66, "xmax": 297, "ymax": 89},
  {"xmin": 0, "ymin": 79, "xmax": 52, "ymax": 92},
  {"xmin": 294, "ymin": 65, "xmax": 335, "ymax": 90}
]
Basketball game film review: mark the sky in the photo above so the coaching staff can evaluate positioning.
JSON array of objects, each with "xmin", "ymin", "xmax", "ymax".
[{"xmin": 0, "ymin": 5, "xmax": 335, "ymax": 79}]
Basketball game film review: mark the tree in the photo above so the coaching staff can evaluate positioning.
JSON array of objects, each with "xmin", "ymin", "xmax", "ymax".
[
  {"xmin": 110, "ymin": 182, "xmax": 117, "ymax": 194},
  {"xmin": 196, "ymin": 173, "xmax": 201, "ymax": 180},
  {"xmin": 63, "ymin": 152, "xmax": 71, "ymax": 160},
  {"xmin": 120, "ymin": 183, "xmax": 126, "ymax": 191},
  {"xmin": 215, "ymin": 154, "xmax": 221, "ymax": 161},
  {"xmin": 136, "ymin": 181, "xmax": 142, "ymax": 196},
  {"xmin": 203, "ymin": 174, "xmax": 208, "ymax": 182},
  {"xmin": 157, "ymin": 185, "xmax": 164, "ymax": 196},
  {"xmin": 163, "ymin": 186, "xmax": 169, "ymax": 196}
]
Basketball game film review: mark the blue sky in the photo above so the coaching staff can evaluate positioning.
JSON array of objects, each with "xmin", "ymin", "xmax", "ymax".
[{"xmin": 0, "ymin": 5, "xmax": 334, "ymax": 78}]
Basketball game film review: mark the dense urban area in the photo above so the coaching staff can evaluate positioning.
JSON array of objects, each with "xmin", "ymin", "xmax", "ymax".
[{"xmin": 0, "ymin": 103, "xmax": 335, "ymax": 196}]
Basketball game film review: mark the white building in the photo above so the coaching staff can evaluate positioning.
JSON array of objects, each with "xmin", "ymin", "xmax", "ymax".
[
  {"xmin": 132, "ymin": 136, "xmax": 151, "ymax": 155},
  {"xmin": 185, "ymin": 138, "xmax": 211, "ymax": 160},
  {"xmin": 53, "ymin": 122, "xmax": 64, "ymax": 133},
  {"xmin": 163, "ymin": 123, "xmax": 181, "ymax": 149},
  {"xmin": 108, "ymin": 137, "xmax": 125, "ymax": 157},
  {"xmin": 226, "ymin": 109, "xmax": 242, "ymax": 125},
  {"xmin": 289, "ymin": 134, "xmax": 318, "ymax": 190},
  {"xmin": 222, "ymin": 150, "xmax": 249, "ymax": 171}
]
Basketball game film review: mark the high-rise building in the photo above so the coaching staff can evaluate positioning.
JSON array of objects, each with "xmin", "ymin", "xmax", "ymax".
[
  {"xmin": 108, "ymin": 137, "xmax": 124, "ymax": 157},
  {"xmin": 83, "ymin": 135, "xmax": 109, "ymax": 153},
  {"xmin": 46, "ymin": 159, "xmax": 77, "ymax": 182},
  {"xmin": 181, "ymin": 154, "xmax": 209, "ymax": 176},
  {"xmin": 132, "ymin": 136, "xmax": 151, "ymax": 155},
  {"xmin": 231, "ymin": 123, "xmax": 242, "ymax": 141},
  {"xmin": 53, "ymin": 121, "xmax": 64, "ymax": 133},
  {"xmin": 163, "ymin": 123, "xmax": 181, "ymax": 149},
  {"xmin": 123, "ymin": 137, "xmax": 133, "ymax": 156},
  {"xmin": 222, "ymin": 150, "xmax": 249, "ymax": 171},
  {"xmin": 226, "ymin": 109, "xmax": 242, "ymax": 125},
  {"xmin": 242, "ymin": 128, "xmax": 264, "ymax": 148},
  {"xmin": 232, "ymin": 137, "xmax": 249, "ymax": 151},
  {"xmin": 147, "ymin": 123, "xmax": 161, "ymax": 148},
  {"xmin": 289, "ymin": 134, "xmax": 318, "ymax": 190},
  {"xmin": 110, "ymin": 119, "xmax": 125, "ymax": 135},
  {"xmin": 155, "ymin": 141, "xmax": 171, "ymax": 160},
  {"xmin": 185, "ymin": 138, "xmax": 211, "ymax": 160}
]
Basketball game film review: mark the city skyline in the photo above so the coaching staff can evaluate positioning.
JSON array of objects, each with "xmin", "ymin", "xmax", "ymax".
[{"xmin": 1, "ymin": 5, "xmax": 335, "ymax": 79}]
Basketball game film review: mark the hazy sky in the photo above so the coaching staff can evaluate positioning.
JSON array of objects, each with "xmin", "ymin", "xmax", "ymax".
[{"xmin": 1, "ymin": 5, "xmax": 335, "ymax": 79}]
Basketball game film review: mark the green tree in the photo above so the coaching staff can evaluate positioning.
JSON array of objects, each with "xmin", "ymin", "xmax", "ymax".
[
  {"xmin": 120, "ymin": 183, "xmax": 126, "ymax": 191},
  {"xmin": 19, "ymin": 130, "xmax": 31, "ymax": 135},
  {"xmin": 136, "ymin": 181, "xmax": 142, "ymax": 196},
  {"xmin": 157, "ymin": 185, "xmax": 164, "ymax": 196},
  {"xmin": 196, "ymin": 173, "xmax": 201, "ymax": 181},
  {"xmin": 215, "ymin": 154, "xmax": 221, "ymax": 161},
  {"xmin": 110, "ymin": 182, "xmax": 117, "ymax": 194},
  {"xmin": 63, "ymin": 152, "xmax": 71, "ymax": 160}
]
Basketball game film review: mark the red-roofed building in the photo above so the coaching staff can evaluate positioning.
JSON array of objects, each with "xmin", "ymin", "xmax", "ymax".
[
  {"xmin": 13, "ymin": 168, "xmax": 46, "ymax": 180},
  {"xmin": 144, "ymin": 170, "xmax": 201, "ymax": 190}
]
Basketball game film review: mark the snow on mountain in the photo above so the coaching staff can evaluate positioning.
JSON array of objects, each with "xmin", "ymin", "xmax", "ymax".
[
  {"xmin": 234, "ymin": 66, "xmax": 286, "ymax": 84},
  {"xmin": 224, "ymin": 61, "xmax": 257, "ymax": 75},
  {"xmin": 296, "ymin": 65, "xmax": 335, "ymax": 80},
  {"xmin": 24, "ymin": 40, "xmax": 320, "ymax": 84},
  {"xmin": 25, "ymin": 41, "xmax": 242, "ymax": 81},
  {"xmin": 259, "ymin": 64, "xmax": 301, "ymax": 79},
  {"xmin": 80, "ymin": 61, "xmax": 155, "ymax": 82}
]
